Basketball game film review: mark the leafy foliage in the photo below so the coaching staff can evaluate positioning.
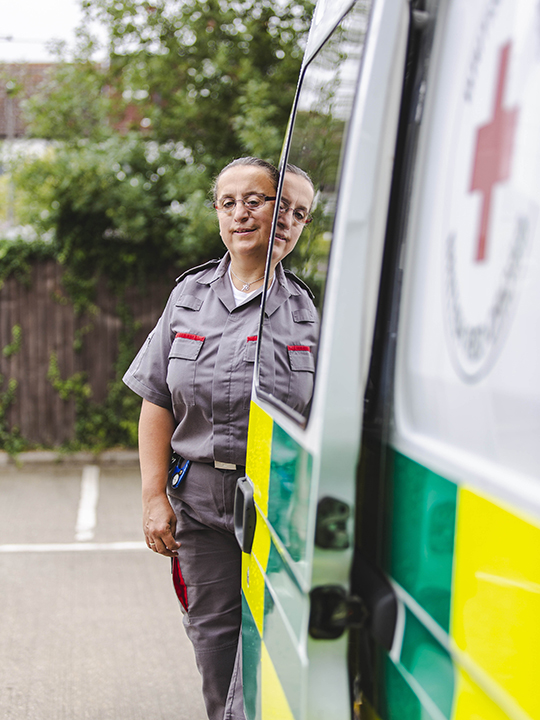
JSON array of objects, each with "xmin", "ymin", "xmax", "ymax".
[
  {"xmin": 23, "ymin": 47, "xmax": 112, "ymax": 142},
  {"xmin": 0, "ymin": 328, "xmax": 25, "ymax": 455},
  {"xmin": 84, "ymin": 0, "xmax": 311, "ymax": 166},
  {"xmin": 2, "ymin": 325, "xmax": 22, "ymax": 358},
  {"xmin": 0, "ymin": 233, "xmax": 56, "ymax": 290},
  {"xmin": 15, "ymin": 0, "xmax": 314, "ymax": 287},
  {"xmin": 0, "ymin": 375, "xmax": 25, "ymax": 455},
  {"xmin": 13, "ymin": 136, "xmax": 222, "ymax": 295}
]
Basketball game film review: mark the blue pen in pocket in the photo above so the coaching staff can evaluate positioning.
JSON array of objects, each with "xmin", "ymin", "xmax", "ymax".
[{"xmin": 168, "ymin": 452, "xmax": 192, "ymax": 489}]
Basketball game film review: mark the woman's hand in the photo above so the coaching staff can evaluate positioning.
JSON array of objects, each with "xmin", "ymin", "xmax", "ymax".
[
  {"xmin": 143, "ymin": 492, "xmax": 179, "ymax": 557},
  {"xmin": 138, "ymin": 399, "xmax": 179, "ymax": 557}
]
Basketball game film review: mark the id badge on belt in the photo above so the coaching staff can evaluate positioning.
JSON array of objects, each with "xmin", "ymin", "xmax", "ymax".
[{"xmin": 168, "ymin": 452, "xmax": 191, "ymax": 489}]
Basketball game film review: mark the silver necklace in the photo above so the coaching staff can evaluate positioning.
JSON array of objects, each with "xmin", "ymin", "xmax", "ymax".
[{"xmin": 230, "ymin": 268, "xmax": 265, "ymax": 292}]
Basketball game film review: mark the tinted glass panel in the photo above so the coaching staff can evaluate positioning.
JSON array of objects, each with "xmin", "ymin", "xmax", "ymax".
[
  {"xmin": 257, "ymin": 0, "xmax": 373, "ymax": 421},
  {"xmin": 284, "ymin": 2, "xmax": 371, "ymax": 308}
]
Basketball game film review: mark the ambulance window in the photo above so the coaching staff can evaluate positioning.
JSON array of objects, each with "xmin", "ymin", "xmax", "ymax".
[{"xmin": 257, "ymin": 0, "xmax": 372, "ymax": 423}]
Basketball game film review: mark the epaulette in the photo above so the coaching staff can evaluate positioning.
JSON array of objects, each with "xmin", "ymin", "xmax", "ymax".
[
  {"xmin": 283, "ymin": 268, "xmax": 315, "ymax": 300},
  {"xmin": 175, "ymin": 258, "xmax": 222, "ymax": 284}
]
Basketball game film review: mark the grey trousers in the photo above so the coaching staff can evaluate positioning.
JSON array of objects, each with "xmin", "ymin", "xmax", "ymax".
[
  {"xmin": 223, "ymin": 635, "xmax": 245, "ymax": 719},
  {"xmin": 168, "ymin": 462, "xmax": 246, "ymax": 720}
]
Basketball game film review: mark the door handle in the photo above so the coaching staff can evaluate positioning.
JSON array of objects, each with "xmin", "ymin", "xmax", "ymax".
[
  {"xmin": 234, "ymin": 476, "xmax": 257, "ymax": 554},
  {"xmin": 309, "ymin": 585, "xmax": 368, "ymax": 639}
]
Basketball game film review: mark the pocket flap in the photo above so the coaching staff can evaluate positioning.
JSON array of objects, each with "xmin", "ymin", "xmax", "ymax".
[
  {"xmin": 287, "ymin": 345, "xmax": 314, "ymax": 372},
  {"xmin": 244, "ymin": 336, "xmax": 258, "ymax": 362},
  {"xmin": 175, "ymin": 295, "xmax": 203, "ymax": 311},
  {"xmin": 169, "ymin": 333, "xmax": 205, "ymax": 360},
  {"xmin": 292, "ymin": 309, "xmax": 316, "ymax": 323}
]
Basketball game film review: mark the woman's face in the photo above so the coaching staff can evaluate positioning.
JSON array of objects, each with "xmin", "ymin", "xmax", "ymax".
[
  {"xmin": 215, "ymin": 166, "xmax": 276, "ymax": 265},
  {"xmin": 273, "ymin": 172, "xmax": 314, "ymax": 264}
]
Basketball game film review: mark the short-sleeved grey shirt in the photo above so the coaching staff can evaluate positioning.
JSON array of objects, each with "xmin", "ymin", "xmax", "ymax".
[{"xmin": 123, "ymin": 254, "xmax": 318, "ymax": 466}]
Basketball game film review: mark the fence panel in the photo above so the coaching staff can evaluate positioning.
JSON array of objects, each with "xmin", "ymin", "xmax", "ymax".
[{"xmin": 0, "ymin": 260, "xmax": 176, "ymax": 446}]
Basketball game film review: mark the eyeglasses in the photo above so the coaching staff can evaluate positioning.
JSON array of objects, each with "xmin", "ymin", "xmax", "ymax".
[
  {"xmin": 278, "ymin": 202, "xmax": 312, "ymax": 224},
  {"xmin": 214, "ymin": 194, "xmax": 276, "ymax": 214}
]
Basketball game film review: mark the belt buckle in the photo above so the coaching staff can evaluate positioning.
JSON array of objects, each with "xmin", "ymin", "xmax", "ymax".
[{"xmin": 214, "ymin": 461, "xmax": 237, "ymax": 470}]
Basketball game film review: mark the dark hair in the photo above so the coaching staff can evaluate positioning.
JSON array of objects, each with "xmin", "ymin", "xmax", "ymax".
[
  {"xmin": 212, "ymin": 157, "xmax": 279, "ymax": 200},
  {"xmin": 285, "ymin": 163, "xmax": 315, "ymax": 192}
]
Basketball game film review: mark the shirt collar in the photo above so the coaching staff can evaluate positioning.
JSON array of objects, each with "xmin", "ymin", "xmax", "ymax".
[{"xmin": 195, "ymin": 253, "xmax": 299, "ymax": 315}]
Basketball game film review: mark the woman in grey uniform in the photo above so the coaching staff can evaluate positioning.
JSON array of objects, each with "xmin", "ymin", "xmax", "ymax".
[{"xmin": 123, "ymin": 157, "xmax": 317, "ymax": 720}]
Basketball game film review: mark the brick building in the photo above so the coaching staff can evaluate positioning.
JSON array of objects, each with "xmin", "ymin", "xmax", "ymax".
[{"xmin": 0, "ymin": 63, "xmax": 54, "ymax": 139}]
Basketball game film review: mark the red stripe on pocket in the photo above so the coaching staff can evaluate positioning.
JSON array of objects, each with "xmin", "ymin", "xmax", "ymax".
[
  {"xmin": 288, "ymin": 345, "xmax": 310, "ymax": 352},
  {"xmin": 176, "ymin": 332, "xmax": 205, "ymax": 342},
  {"xmin": 247, "ymin": 336, "xmax": 258, "ymax": 342},
  {"xmin": 172, "ymin": 557, "xmax": 189, "ymax": 612}
]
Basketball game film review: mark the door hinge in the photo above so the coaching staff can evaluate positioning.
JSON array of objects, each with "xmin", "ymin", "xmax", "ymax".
[{"xmin": 309, "ymin": 585, "xmax": 368, "ymax": 640}]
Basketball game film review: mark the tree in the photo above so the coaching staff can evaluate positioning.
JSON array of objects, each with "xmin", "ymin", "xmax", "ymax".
[
  {"xmin": 91, "ymin": 0, "xmax": 313, "ymax": 170},
  {"xmin": 17, "ymin": 0, "xmax": 314, "ymax": 285}
]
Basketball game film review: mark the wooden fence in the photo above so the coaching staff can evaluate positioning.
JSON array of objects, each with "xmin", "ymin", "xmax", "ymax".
[{"xmin": 0, "ymin": 259, "xmax": 177, "ymax": 446}]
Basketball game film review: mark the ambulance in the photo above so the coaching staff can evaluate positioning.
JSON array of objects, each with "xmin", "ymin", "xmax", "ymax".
[{"xmin": 234, "ymin": 0, "xmax": 540, "ymax": 718}]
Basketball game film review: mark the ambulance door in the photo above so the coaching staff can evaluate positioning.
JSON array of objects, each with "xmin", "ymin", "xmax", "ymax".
[
  {"xmin": 358, "ymin": 0, "xmax": 540, "ymax": 718},
  {"xmin": 236, "ymin": 0, "xmax": 411, "ymax": 718}
]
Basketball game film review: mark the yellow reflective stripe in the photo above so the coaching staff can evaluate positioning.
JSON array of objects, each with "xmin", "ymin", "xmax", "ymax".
[
  {"xmin": 246, "ymin": 400, "xmax": 273, "ymax": 516},
  {"xmin": 451, "ymin": 487, "xmax": 540, "ymax": 719},
  {"xmin": 261, "ymin": 641, "xmax": 295, "ymax": 720},
  {"xmin": 244, "ymin": 401, "xmax": 274, "ymax": 636}
]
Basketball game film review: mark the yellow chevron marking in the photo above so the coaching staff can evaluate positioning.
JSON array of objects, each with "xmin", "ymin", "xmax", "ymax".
[
  {"xmin": 242, "ymin": 514, "xmax": 271, "ymax": 637},
  {"xmin": 261, "ymin": 641, "xmax": 295, "ymax": 720},
  {"xmin": 244, "ymin": 401, "xmax": 274, "ymax": 636}
]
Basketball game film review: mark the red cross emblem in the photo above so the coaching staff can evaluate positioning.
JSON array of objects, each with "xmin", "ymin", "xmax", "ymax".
[{"xmin": 469, "ymin": 42, "xmax": 519, "ymax": 262}]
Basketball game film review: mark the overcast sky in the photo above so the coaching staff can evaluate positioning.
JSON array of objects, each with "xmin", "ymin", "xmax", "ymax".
[{"xmin": 0, "ymin": 0, "xmax": 105, "ymax": 63}]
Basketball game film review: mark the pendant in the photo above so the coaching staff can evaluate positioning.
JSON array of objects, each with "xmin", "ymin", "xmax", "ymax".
[{"xmin": 242, "ymin": 283, "xmax": 250, "ymax": 292}]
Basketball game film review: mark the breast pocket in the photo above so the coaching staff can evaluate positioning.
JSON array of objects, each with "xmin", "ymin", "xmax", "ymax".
[
  {"xmin": 287, "ymin": 345, "xmax": 315, "ymax": 412},
  {"xmin": 243, "ymin": 336, "xmax": 258, "ymax": 409},
  {"xmin": 167, "ymin": 332, "xmax": 205, "ymax": 407}
]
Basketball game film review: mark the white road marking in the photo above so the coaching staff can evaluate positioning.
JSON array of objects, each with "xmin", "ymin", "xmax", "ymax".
[
  {"xmin": 75, "ymin": 465, "xmax": 100, "ymax": 541},
  {"xmin": 0, "ymin": 542, "xmax": 147, "ymax": 553}
]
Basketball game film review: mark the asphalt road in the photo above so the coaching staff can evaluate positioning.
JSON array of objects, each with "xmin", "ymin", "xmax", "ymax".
[{"xmin": 0, "ymin": 461, "xmax": 207, "ymax": 720}]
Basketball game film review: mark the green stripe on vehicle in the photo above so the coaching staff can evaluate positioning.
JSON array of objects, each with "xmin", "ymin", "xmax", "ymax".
[{"xmin": 389, "ymin": 451, "xmax": 458, "ymax": 632}]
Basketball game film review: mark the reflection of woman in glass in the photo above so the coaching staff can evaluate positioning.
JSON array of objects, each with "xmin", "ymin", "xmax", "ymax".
[{"xmin": 123, "ymin": 157, "xmax": 317, "ymax": 720}]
